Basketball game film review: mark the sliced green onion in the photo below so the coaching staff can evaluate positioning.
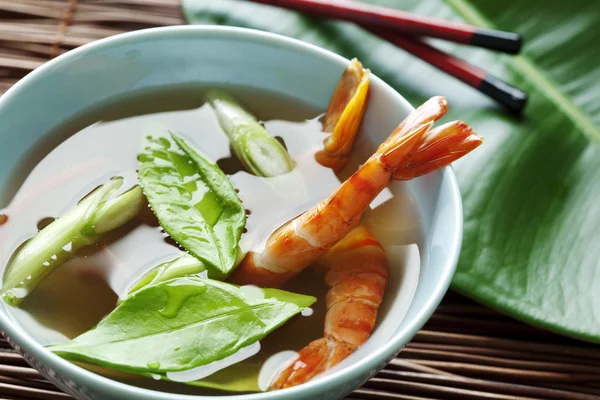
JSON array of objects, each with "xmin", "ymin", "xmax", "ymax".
[
  {"xmin": 206, "ymin": 89, "xmax": 295, "ymax": 177},
  {"xmin": 2, "ymin": 178, "xmax": 144, "ymax": 306}
]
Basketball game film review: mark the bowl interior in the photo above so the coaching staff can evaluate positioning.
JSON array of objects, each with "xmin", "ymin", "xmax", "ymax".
[{"xmin": 0, "ymin": 26, "xmax": 461, "ymax": 400}]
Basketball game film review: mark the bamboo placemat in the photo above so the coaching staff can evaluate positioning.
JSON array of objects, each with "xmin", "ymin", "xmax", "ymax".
[{"xmin": 2, "ymin": 1, "xmax": 600, "ymax": 399}]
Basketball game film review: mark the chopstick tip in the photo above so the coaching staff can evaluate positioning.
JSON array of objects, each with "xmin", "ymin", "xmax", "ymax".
[
  {"xmin": 479, "ymin": 75, "xmax": 528, "ymax": 114},
  {"xmin": 471, "ymin": 28, "xmax": 523, "ymax": 54}
]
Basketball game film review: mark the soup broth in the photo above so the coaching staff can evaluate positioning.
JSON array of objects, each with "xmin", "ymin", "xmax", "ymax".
[{"xmin": 0, "ymin": 85, "xmax": 423, "ymax": 395}]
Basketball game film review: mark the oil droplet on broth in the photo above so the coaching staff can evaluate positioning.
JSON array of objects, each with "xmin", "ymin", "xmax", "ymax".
[
  {"xmin": 0, "ymin": 85, "xmax": 424, "ymax": 395},
  {"xmin": 36, "ymin": 217, "xmax": 55, "ymax": 231},
  {"xmin": 301, "ymin": 308, "xmax": 314, "ymax": 317},
  {"xmin": 239, "ymin": 285, "xmax": 266, "ymax": 302}
]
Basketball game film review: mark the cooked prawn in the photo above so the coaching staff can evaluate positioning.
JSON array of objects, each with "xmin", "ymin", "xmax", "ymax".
[
  {"xmin": 316, "ymin": 58, "xmax": 370, "ymax": 172},
  {"xmin": 270, "ymin": 226, "xmax": 387, "ymax": 389},
  {"xmin": 231, "ymin": 96, "xmax": 482, "ymax": 288}
]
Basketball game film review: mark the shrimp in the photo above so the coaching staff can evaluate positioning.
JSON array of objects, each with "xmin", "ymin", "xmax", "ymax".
[
  {"xmin": 270, "ymin": 225, "xmax": 387, "ymax": 389},
  {"xmin": 316, "ymin": 58, "xmax": 371, "ymax": 172},
  {"xmin": 231, "ymin": 96, "xmax": 482, "ymax": 288}
]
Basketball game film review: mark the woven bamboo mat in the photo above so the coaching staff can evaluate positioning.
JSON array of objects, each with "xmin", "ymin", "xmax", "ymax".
[{"xmin": 2, "ymin": 1, "xmax": 600, "ymax": 399}]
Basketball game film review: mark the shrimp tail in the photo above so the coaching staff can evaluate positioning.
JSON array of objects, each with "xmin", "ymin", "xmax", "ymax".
[
  {"xmin": 317, "ymin": 58, "xmax": 371, "ymax": 172},
  {"xmin": 378, "ymin": 120, "xmax": 434, "ymax": 167},
  {"xmin": 394, "ymin": 120, "xmax": 483, "ymax": 180},
  {"xmin": 314, "ymin": 152, "xmax": 350, "ymax": 173},
  {"xmin": 380, "ymin": 96, "xmax": 448, "ymax": 148}
]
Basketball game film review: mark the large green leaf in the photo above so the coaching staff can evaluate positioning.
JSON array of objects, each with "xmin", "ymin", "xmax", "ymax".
[
  {"xmin": 50, "ymin": 277, "xmax": 315, "ymax": 373},
  {"xmin": 183, "ymin": 0, "xmax": 600, "ymax": 341}
]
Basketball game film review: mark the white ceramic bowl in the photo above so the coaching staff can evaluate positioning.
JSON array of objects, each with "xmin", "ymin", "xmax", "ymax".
[{"xmin": 0, "ymin": 26, "xmax": 462, "ymax": 400}]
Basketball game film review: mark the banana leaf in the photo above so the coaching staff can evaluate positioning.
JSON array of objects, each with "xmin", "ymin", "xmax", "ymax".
[{"xmin": 183, "ymin": 0, "xmax": 600, "ymax": 342}]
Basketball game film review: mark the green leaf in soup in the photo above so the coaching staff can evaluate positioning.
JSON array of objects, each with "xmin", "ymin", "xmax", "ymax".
[
  {"xmin": 138, "ymin": 132, "xmax": 245, "ymax": 278},
  {"xmin": 183, "ymin": 0, "xmax": 600, "ymax": 341},
  {"xmin": 50, "ymin": 277, "xmax": 315, "ymax": 374}
]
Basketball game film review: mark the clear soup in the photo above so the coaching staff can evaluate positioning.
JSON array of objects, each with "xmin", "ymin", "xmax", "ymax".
[{"xmin": 0, "ymin": 85, "xmax": 422, "ymax": 395}]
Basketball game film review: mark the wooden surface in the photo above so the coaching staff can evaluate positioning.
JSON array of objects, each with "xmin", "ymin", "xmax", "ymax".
[{"xmin": 1, "ymin": 1, "xmax": 600, "ymax": 399}]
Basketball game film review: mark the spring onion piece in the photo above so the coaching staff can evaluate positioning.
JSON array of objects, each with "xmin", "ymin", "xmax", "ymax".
[
  {"xmin": 205, "ymin": 89, "xmax": 295, "ymax": 177},
  {"xmin": 1, "ymin": 178, "xmax": 144, "ymax": 306}
]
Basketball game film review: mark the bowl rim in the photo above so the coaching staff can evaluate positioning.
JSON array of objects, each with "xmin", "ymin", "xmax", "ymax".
[{"xmin": 0, "ymin": 25, "xmax": 463, "ymax": 400}]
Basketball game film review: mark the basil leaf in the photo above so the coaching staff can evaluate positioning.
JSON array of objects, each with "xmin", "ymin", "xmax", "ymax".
[
  {"xmin": 138, "ymin": 132, "xmax": 245, "ymax": 278},
  {"xmin": 49, "ymin": 277, "xmax": 315, "ymax": 373}
]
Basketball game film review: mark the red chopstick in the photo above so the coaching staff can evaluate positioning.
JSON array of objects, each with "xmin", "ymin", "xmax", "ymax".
[
  {"xmin": 242, "ymin": 0, "xmax": 528, "ymax": 113},
  {"xmin": 371, "ymin": 29, "xmax": 527, "ymax": 113},
  {"xmin": 245, "ymin": 0, "xmax": 522, "ymax": 54}
]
